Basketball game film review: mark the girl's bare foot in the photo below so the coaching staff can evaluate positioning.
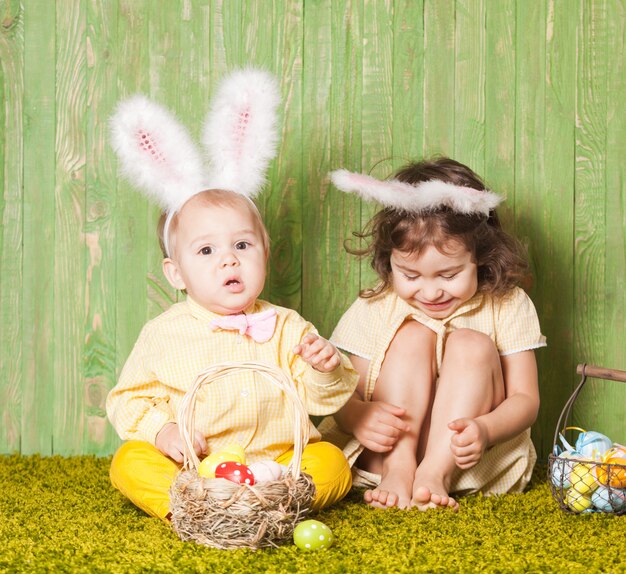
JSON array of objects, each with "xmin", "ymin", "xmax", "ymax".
[
  {"xmin": 411, "ymin": 470, "xmax": 459, "ymax": 511},
  {"xmin": 364, "ymin": 469, "xmax": 414, "ymax": 509}
]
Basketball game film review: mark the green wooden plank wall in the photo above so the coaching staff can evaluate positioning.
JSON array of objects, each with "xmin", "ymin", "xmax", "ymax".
[{"xmin": 1, "ymin": 0, "xmax": 624, "ymax": 459}]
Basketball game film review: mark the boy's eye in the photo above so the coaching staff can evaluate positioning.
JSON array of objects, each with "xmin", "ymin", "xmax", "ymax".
[
  {"xmin": 441, "ymin": 273, "xmax": 458, "ymax": 280},
  {"xmin": 403, "ymin": 273, "xmax": 418, "ymax": 281},
  {"xmin": 235, "ymin": 241, "xmax": 250, "ymax": 250},
  {"xmin": 199, "ymin": 246, "xmax": 213, "ymax": 255}
]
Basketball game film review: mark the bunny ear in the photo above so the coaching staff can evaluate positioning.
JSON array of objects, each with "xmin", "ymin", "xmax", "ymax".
[
  {"xmin": 330, "ymin": 169, "xmax": 503, "ymax": 216},
  {"xmin": 202, "ymin": 68, "xmax": 281, "ymax": 198},
  {"xmin": 110, "ymin": 95, "xmax": 206, "ymax": 212}
]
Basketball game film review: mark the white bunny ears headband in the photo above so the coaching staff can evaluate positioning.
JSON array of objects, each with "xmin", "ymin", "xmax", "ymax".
[
  {"xmin": 330, "ymin": 168, "xmax": 503, "ymax": 216},
  {"xmin": 110, "ymin": 68, "xmax": 280, "ymax": 256}
]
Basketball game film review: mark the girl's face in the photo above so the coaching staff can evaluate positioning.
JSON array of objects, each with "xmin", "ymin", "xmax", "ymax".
[
  {"xmin": 163, "ymin": 201, "xmax": 267, "ymax": 315},
  {"xmin": 390, "ymin": 241, "xmax": 478, "ymax": 319}
]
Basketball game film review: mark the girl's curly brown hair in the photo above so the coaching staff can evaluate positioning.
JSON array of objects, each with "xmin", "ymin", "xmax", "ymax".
[{"xmin": 348, "ymin": 157, "xmax": 529, "ymax": 299}]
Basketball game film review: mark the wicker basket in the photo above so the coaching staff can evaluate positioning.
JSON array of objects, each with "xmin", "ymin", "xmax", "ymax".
[
  {"xmin": 169, "ymin": 362, "xmax": 316, "ymax": 549},
  {"xmin": 548, "ymin": 364, "xmax": 626, "ymax": 515}
]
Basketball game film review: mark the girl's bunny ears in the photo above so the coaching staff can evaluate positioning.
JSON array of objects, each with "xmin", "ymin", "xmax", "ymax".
[
  {"xmin": 110, "ymin": 68, "xmax": 280, "ymax": 215},
  {"xmin": 330, "ymin": 169, "xmax": 503, "ymax": 216}
]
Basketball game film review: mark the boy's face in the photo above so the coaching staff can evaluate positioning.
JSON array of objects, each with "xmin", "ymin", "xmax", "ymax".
[{"xmin": 163, "ymin": 201, "xmax": 267, "ymax": 315}]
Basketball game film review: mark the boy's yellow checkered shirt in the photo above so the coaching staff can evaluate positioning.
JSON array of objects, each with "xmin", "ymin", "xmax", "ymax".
[{"xmin": 106, "ymin": 297, "xmax": 358, "ymax": 463}]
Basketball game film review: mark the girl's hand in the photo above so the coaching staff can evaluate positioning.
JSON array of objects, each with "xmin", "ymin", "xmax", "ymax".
[
  {"xmin": 155, "ymin": 422, "xmax": 208, "ymax": 463},
  {"xmin": 353, "ymin": 401, "xmax": 410, "ymax": 453},
  {"xmin": 293, "ymin": 333, "xmax": 341, "ymax": 373},
  {"xmin": 448, "ymin": 418, "xmax": 489, "ymax": 469}
]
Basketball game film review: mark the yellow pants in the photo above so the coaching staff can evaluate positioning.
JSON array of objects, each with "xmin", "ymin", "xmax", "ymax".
[{"xmin": 110, "ymin": 440, "xmax": 352, "ymax": 520}]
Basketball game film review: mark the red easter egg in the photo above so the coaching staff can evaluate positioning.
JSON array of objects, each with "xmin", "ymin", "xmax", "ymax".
[{"xmin": 214, "ymin": 461, "xmax": 255, "ymax": 486}]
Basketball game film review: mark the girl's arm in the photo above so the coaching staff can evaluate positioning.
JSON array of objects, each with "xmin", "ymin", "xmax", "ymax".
[
  {"xmin": 334, "ymin": 355, "xmax": 409, "ymax": 453},
  {"xmin": 481, "ymin": 349, "xmax": 540, "ymax": 444},
  {"xmin": 449, "ymin": 349, "xmax": 539, "ymax": 468}
]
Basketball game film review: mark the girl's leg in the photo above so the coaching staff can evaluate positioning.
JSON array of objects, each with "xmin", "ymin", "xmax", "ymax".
[
  {"xmin": 276, "ymin": 441, "xmax": 352, "ymax": 510},
  {"xmin": 109, "ymin": 440, "xmax": 180, "ymax": 520},
  {"xmin": 411, "ymin": 329, "xmax": 505, "ymax": 510},
  {"xmin": 357, "ymin": 320, "xmax": 437, "ymax": 509}
]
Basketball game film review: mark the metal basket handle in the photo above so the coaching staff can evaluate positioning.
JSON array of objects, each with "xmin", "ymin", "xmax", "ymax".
[{"xmin": 552, "ymin": 363, "xmax": 626, "ymax": 450}]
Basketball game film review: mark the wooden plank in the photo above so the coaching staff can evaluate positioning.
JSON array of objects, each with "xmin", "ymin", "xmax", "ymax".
[
  {"xmin": 147, "ymin": 0, "xmax": 181, "ymax": 318},
  {"xmin": 301, "ymin": 0, "xmax": 332, "ymax": 325},
  {"xmin": 264, "ymin": 0, "xmax": 303, "ymax": 314},
  {"xmin": 221, "ymin": 0, "xmax": 242, "ymax": 68},
  {"xmin": 514, "ymin": 1, "xmax": 547, "ymax": 452},
  {"xmin": 21, "ymin": 0, "xmax": 55, "ymax": 455},
  {"xmin": 573, "ymin": 0, "xmax": 608, "ymax": 432},
  {"xmin": 600, "ymin": 0, "xmax": 625, "ymax": 440},
  {"xmin": 179, "ymin": 0, "xmax": 211, "ymax": 140},
  {"xmin": 83, "ymin": 0, "xmax": 119, "ymax": 454},
  {"xmin": 423, "ymin": 0, "xmax": 454, "ymax": 156},
  {"xmin": 0, "ymin": 0, "xmax": 23, "ymax": 454},
  {"xmin": 360, "ymin": 0, "xmax": 393, "ymax": 292},
  {"xmin": 207, "ymin": 0, "xmax": 227, "ymax": 80},
  {"xmin": 454, "ymin": 0, "xmax": 485, "ymax": 175},
  {"xmin": 392, "ymin": 0, "xmax": 424, "ymax": 164},
  {"xmin": 532, "ymin": 0, "xmax": 577, "ymax": 456},
  {"xmin": 484, "ymin": 0, "xmax": 515, "ymax": 231},
  {"xmin": 114, "ymin": 0, "xmax": 150, "ymax": 394},
  {"xmin": 53, "ymin": 0, "xmax": 86, "ymax": 454},
  {"xmin": 301, "ymin": 0, "xmax": 364, "ymax": 335},
  {"xmin": 318, "ymin": 0, "xmax": 363, "ymax": 336}
]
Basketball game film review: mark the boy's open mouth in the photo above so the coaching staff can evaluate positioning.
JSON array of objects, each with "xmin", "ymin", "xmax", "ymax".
[{"xmin": 224, "ymin": 277, "xmax": 244, "ymax": 293}]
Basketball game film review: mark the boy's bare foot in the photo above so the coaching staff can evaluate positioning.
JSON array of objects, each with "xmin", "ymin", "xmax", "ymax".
[
  {"xmin": 364, "ymin": 472, "xmax": 414, "ymax": 509},
  {"xmin": 411, "ymin": 471, "xmax": 459, "ymax": 511}
]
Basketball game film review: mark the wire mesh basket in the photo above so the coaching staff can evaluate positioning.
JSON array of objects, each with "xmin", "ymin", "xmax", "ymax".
[
  {"xmin": 547, "ymin": 364, "xmax": 626, "ymax": 515},
  {"xmin": 169, "ymin": 361, "xmax": 316, "ymax": 549}
]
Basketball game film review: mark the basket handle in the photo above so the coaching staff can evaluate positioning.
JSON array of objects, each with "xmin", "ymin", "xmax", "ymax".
[
  {"xmin": 553, "ymin": 363, "xmax": 626, "ymax": 450},
  {"xmin": 575, "ymin": 364, "xmax": 626, "ymax": 382},
  {"xmin": 177, "ymin": 361, "xmax": 311, "ymax": 481}
]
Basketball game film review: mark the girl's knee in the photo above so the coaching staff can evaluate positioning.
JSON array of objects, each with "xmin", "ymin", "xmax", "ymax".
[
  {"xmin": 446, "ymin": 329, "xmax": 497, "ymax": 361},
  {"xmin": 388, "ymin": 320, "xmax": 436, "ymax": 357}
]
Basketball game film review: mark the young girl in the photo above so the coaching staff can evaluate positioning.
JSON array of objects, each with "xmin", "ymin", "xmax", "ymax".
[
  {"xmin": 320, "ymin": 157, "xmax": 546, "ymax": 510},
  {"xmin": 105, "ymin": 69, "xmax": 358, "ymax": 520}
]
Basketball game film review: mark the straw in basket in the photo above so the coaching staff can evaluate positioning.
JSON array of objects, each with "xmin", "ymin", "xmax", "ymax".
[{"xmin": 169, "ymin": 362, "xmax": 316, "ymax": 549}]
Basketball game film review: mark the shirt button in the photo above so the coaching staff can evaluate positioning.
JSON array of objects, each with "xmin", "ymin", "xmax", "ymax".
[{"xmin": 240, "ymin": 389, "xmax": 249, "ymax": 398}]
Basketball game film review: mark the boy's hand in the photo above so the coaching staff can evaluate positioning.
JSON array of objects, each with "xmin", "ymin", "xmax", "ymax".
[
  {"xmin": 353, "ymin": 401, "xmax": 410, "ymax": 452},
  {"xmin": 155, "ymin": 422, "xmax": 208, "ymax": 463},
  {"xmin": 448, "ymin": 418, "xmax": 488, "ymax": 469},
  {"xmin": 293, "ymin": 333, "xmax": 341, "ymax": 373}
]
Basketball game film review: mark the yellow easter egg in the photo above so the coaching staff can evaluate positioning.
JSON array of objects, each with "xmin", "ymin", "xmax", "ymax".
[
  {"xmin": 570, "ymin": 463, "xmax": 598, "ymax": 494},
  {"xmin": 220, "ymin": 444, "xmax": 246, "ymax": 464},
  {"xmin": 197, "ymin": 446, "xmax": 246, "ymax": 478},
  {"xmin": 566, "ymin": 488, "xmax": 592, "ymax": 512}
]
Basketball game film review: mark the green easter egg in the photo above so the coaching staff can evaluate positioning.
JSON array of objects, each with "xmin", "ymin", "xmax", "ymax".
[{"xmin": 293, "ymin": 520, "xmax": 334, "ymax": 550}]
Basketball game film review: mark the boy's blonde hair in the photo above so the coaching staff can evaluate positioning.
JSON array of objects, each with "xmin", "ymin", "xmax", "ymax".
[{"xmin": 157, "ymin": 189, "xmax": 270, "ymax": 259}]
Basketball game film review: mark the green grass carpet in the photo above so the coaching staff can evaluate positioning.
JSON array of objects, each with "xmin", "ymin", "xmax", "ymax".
[{"xmin": 1, "ymin": 455, "xmax": 624, "ymax": 573}]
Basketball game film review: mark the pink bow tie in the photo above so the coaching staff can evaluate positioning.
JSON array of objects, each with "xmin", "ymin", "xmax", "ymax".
[{"xmin": 209, "ymin": 308, "xmax": 277, "ymax": 343}]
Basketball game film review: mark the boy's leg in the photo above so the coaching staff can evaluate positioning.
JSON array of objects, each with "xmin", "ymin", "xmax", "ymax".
[
  {"xmin": 411, "ymin": 328, "xmax": 504, "ymax": 510},
  {"xmin": 109, "ymin": 440, "xmax": 180, "ymax": 520},
  {"xmin": 358, "ymin": 320, "xmax": 438, "ymax": 509},
  {"xmin": 276, "ymin": 441, "xmax": 352, "ymax": 510}
]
